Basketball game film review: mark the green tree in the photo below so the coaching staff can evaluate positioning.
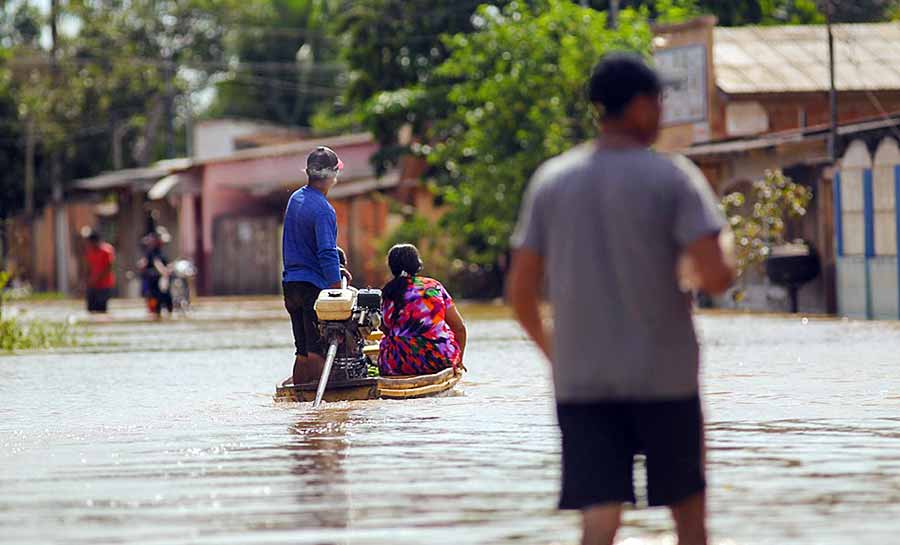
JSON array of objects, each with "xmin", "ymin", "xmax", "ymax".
[
  {"xmin": 68, "ymin": 0, "xmax": 241, "ymax": 162},
  {"xmin": 0, "ymin": 0, "xmax": 240, "ymax": 221},
  {"xmin": 692, "ymin": 0, "xmax": 898, "ymax": 26},
  {"xmin": 331, "ymin": 0, "xmax": 527, "ymax": 173},
  {"xmin": 721, "ymin": 169, "xmax": 812, "ymax": 278},
  {"xmin": 208, "ymin": 0, "xmax": 343, "ymax": 128},
  {"xmin": 0, "ymin": 55, "xmax": 25, "ymax": 221},
  {"xmin": 423, "ymin": 1, "xmax": 655, "ymax": 269}
]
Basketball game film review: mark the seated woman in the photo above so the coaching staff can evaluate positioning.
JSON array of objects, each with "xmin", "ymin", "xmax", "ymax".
[{"xmin": 379, "ymin": 244, "xmax": 467, "ymax": 376}]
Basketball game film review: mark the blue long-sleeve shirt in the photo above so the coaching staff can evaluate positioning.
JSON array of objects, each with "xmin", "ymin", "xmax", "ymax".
[{"xmin": 282, "ymin": 186, "xmax": 341, "ymax": 288}]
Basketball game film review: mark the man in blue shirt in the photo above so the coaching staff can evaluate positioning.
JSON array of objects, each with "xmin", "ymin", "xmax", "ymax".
[{"xmin": 282, "ymin": 146, "xmax": 344, "ymax": 386}]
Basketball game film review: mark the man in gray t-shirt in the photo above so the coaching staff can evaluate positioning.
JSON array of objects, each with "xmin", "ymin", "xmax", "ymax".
[{"xmin": 508, "ymin": 54, "xmax": 735, "ymax": 545}]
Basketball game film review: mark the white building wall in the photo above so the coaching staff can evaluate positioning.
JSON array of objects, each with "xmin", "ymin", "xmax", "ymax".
[{"xmin": 836, "ymin": 137, "xmax": 900, "ymax": 320}]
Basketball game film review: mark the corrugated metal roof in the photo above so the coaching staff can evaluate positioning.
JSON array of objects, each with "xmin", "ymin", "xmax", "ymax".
[
  {"xmin": 684, "ymin": 114, "xmax": 900, "ymax": 157},
  {"xmin": 715, "ymin": 23, "xmax": 900, "ymax": 94},
  {"xmin": 72, "ymin": 165, "xmax": 171, "ymax": 191}
]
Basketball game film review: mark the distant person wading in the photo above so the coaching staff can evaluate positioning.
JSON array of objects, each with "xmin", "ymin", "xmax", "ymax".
[
  {"xmin": 82, "ymin": 228, "xmax": 115, "ymax": 314},
  {"xmin": 507, "ymin": 53, "xmax": 736, "ymax": 545}
]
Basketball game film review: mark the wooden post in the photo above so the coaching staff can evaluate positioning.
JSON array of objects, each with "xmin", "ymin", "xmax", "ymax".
[{"xmin": 827, "ymin": 0, "xmax": 838, "ymax": 163}]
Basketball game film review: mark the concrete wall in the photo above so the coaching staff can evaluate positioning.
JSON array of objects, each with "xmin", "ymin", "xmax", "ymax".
[
  {"xmin": 835, "ymin": 137, "xmax": 900, "ymax": 319},
  {"xmin": 193, "ymin": 119, "xmax": 272, "ymax": 161}
]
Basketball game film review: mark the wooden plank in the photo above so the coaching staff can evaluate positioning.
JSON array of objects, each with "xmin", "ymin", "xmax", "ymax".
[
  {"xmin": 377, "ymin": 368, "xmax": 457, "ymax": 389},
  {"xmin": 378, "ymin": 374, "xmax": 461, "ymax": 399}
]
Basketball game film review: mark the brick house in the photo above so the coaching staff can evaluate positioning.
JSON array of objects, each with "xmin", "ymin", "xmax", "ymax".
[
  {"xmin": 62, "ymin": 128, "xmax": 428, "ymax": 297},
  {"xmin": 654, "ymin": 18, "xmax": 900, "ymax": 313}
]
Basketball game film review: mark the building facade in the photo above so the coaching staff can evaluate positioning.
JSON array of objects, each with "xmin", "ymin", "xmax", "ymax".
[{"xmin": 654, "ymin": 18, "xmax": 900, "ymax": 315}]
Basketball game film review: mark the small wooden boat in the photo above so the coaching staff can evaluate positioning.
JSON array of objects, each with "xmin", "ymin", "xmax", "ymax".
[{"xmin": 275, "ymin": 367, "xmax": 464, "ymax": 403}]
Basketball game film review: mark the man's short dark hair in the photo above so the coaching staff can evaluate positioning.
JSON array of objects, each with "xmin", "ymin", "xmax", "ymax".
[
  {"xmin": 588, "ymin": 53, "xmax": 662, "ymax": 118},
  {"xmin": 306, "ymin": 146, "xmax": 342, "ymax": 182}
]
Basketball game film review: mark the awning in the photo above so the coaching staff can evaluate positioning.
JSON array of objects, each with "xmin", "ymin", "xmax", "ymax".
[
  {"xmin": 148, "ymin": 172, "xmax": 200, "ymax": 200},
  {"xmin": 72, "ymin": 166, "xmax": 169, "ymax": 191},
  {"xmin": 682, "ymin": 115, "xmax": 900, "ymax": 158}
]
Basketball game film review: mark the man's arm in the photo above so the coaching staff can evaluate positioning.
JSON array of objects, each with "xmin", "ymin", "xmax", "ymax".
[
  {"xmin": 314, "ymin": 210, "xmax": 342, "ymax": 289},
  {"xmin": 680, "ymin": 230, "xmax": 736, "ymax": 296},
  {"xmin": 507, "ymin": 248, "xmax": 552, "ymax": 363},
  {"xmin": 102, "ymin": 248, "xmax": 115, "ymax": 278},
  {"xmin": 670, "ymin": 156, "xmax": 735, "ymax": 296},
  {"xmin": 153, "ymin": 257, "xmax": 169, "ymax": 277}
]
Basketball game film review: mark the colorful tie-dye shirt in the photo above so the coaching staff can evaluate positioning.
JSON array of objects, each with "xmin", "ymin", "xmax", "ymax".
[{"xmin": 379, "ymin": 276, "xmax": 461, "ymax": 376}]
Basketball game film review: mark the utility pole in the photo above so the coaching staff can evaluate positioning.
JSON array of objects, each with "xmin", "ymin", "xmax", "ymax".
[
  {"xmin": 610, "ymin": 0, "xmax": 620, "ymax": 28},
  {"xmin": 184, "ymin": 94, "xmax": 194, "ymax": 158},
  {"xmin": 24, "ymin": 119, "xmax": 35, "ymax": 217},
  {"xmin": 826, "ymin": 0, "xmax": 838, "ymax": 163},
  {"xmin": 824, "ymin": 0, "xmax": 840, "ymax": 315},
  {"xmin": 164, "ymin": 58, "xmax": 176, "ymax": 158},
  {"xmin": 50, "ymin": 0, "xmax": 69, "ymax": 294}
]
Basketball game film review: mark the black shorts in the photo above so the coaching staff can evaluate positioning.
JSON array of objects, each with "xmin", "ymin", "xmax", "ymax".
[
  {"xmin": 283, "ymin": 281, "xmax": 323, "ymax": 357},
  {"xmin": 556, "ymin": 396, "xmax": 705, "ymax": 509},
  {"xmin": 86, "ymin": 288, "xmax": 111, "ymax": 313}
]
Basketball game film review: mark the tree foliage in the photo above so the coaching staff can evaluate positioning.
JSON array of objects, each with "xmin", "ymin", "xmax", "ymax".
[
  {"xmin": 721, "ymin": 169, "xmax": 812, "ymax": 277},
  {"xmin": 209, "ymin": 0, "xmax": 343, "ymax": 128},
  {"xmin": 422, "ymin": 1, "xmax": 655, "ymax": 267},
  {"xmin": 331, "ymin": 0, "xmax": 530, "ymax": 173},
  {"xmin": 0, "ymin": 0, "xmax": 240, "ymax": 219}
]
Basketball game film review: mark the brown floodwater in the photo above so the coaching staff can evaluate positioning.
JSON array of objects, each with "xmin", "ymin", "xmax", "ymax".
[{"xmin": 1, "ymin": 298, "xmax": 899, "ymax": 544}]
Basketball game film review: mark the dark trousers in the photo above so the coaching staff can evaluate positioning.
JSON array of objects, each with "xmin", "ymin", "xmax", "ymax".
[
  {"xmin": 148, "ymin": 281, "xmax": 173, "ymax": 315},
  {"xmin": 283, "ymin": 281, "xmax": 323, "ymax": 356},
  {"xmin": 556, "ymin": 396, "xmax": 705, "ymax": 509},
  {"xmin": 86, "ymin": 288, "xmax": 111, "ymax": 313}
]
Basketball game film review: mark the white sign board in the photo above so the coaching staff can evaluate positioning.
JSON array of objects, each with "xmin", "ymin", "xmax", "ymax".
[{"xmin": 654, "ymin": 45, "xmax": 708, "ymax": 126}]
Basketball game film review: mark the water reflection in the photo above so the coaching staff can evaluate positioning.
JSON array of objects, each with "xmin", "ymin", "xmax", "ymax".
[{"xmin": 287, "ymin": 409, "xmax": 353, "ymax": 533}]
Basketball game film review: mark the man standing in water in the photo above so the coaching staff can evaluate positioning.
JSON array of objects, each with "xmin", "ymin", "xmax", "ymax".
[
  {"xmin": 507, "ymin": 54, "xmax": 735, "ymax": 545},
  {"xmin": 282, "ymin": 146, "xmax": 344, "ymax": 387}
]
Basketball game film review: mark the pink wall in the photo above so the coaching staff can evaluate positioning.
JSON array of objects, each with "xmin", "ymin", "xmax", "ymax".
[
  {"xmin": 197, "ymin": 139, "xmax": 382, "ymax": 293},
  {"xmin": 200, "ymin": 141, "xmax": 380, "ymax": 255}
]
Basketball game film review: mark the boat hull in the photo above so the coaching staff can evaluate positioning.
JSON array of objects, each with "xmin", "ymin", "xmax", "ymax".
[{"xmin": 275, "ymin": 367, "xmax": 463, "ymax": 402}]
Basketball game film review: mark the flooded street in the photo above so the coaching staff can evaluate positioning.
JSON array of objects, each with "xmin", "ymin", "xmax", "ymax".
[{"xmin": 2, "ymin": 298, "xmax": 900, "ymax": 544}]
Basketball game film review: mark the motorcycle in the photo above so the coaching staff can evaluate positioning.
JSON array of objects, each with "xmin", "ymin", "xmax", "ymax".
[{"xmin": 168, "ymin": 259, "xmax": 197, "ymax": 315}]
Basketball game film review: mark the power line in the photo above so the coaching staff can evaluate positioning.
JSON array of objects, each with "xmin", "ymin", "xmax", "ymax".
[{"xmin": 8, "ymin": 52, "xmax": 349, "ymax": 74}]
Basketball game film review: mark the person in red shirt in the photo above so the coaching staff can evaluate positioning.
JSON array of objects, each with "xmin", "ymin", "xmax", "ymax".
[{"xmin": 83, "ymin": 229, "xmax": 116, "ymax": 313}]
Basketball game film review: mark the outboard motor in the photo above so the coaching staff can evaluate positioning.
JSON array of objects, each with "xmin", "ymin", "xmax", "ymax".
[{"xmin": 313, "ymin": 285, "xmax": 383, "ymax": 387}]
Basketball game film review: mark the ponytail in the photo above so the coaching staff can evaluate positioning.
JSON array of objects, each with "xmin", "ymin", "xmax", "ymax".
[{"xmin": 383, "ymin": 244, "xmax": 423, "ymax": 322}]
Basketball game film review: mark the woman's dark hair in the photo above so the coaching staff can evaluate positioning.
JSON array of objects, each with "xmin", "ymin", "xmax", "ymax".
[{"xmin": 382, "ymin": 244, "xmax": 423, "ymax": 321}]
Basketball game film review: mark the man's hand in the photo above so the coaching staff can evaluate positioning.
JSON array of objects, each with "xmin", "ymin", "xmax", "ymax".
[
  {"xmin": 507, "ymin": 249, "xmax": 553, "ymax": 364},
  {"xmin": 678, "ymin": 229, "xmax": 737, "ymax": 296}
]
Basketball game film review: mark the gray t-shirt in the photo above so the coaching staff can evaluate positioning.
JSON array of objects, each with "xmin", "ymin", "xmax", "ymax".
[{"xmin": 511, "ymin": 142, "xmax": 726, "ymax": 402}]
